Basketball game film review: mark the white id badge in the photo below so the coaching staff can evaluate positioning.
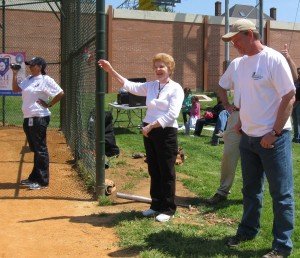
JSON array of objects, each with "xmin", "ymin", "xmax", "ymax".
[{"xmin": 28, "ymin": 118, "xmax": 33, "ymax": 126}]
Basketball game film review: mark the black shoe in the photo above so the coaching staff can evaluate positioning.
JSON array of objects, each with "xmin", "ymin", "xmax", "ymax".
[
  {"xmin": 226, "ymin": 234, "xmax": 255, "ymax": 247},
  {"xmin": 261, "ymin": 249, "xmax": 288, "ymax": 258},
  {"xmin": 20, "ymin": 179, "xmax": 34, "ymax": 185},
  {"xmin": 207, "ymin": 193, "xmax": 227, "ymax": 204},
  {"xmin": 211, "ymin": 141, "xmax": 219, "ymax": 146}
]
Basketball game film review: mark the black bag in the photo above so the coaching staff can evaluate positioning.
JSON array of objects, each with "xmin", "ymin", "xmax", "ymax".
[
  {"xmin": 104, "ymin": 111, "xmax": 120, "ymax": 157},
  {"xmin": 87, "ymin": 109, "xmax": 120, "ymax": 157}
]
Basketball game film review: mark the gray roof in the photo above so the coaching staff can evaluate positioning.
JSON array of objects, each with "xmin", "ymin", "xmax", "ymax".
[{"xmin": 222, "ymin": 4, "xmax": 274, "ymax": 20}]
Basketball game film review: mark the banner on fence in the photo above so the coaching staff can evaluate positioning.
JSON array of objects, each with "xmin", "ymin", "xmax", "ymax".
[{"xmin": 0, "ymin": 52, "xmax": 26, "ymax": 96}]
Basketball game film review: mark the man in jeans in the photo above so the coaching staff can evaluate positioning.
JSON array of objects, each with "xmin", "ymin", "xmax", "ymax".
[
  {"xmin": 221, "ymin": 19, "xmax": 295, "ymax": 258},
  {"xmin": 208, "ymin": 44, "xmax": 298, "ymax": 205}
]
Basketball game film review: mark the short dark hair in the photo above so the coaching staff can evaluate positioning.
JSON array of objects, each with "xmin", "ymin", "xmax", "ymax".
[
  {"xmin": 191, "ymin": 95, "xmax": 199, "ymax": 102},
  {"xmin": 184, "ymin": 87, "xmax": 191, "ymax": 94}
]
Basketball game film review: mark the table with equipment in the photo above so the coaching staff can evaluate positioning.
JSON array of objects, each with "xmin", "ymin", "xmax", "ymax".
[{"xmin": 109, "ymin": 102, "xmax": 147, "ymax": 128}]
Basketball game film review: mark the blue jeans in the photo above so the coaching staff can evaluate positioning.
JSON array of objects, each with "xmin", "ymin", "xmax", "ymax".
[
  {"xmin": 215, "ymin": 110, "xmax": 229, "ymax": 132},
  {"xmin": 212, "ymin": 110, "xmax": 230, "ymax": 143},
  {"xmin": 291, "ymin": 102, "xmax": 300, "ymax": 142},
  {"xmin": 238, "ymin": 130, "xmax": 294, "ymax": 254}
]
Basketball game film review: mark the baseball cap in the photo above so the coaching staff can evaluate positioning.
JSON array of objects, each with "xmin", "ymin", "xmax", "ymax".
[
  {"xmin": 25, "ymin": 57, "xmax": 47, "ymax": 69},
  {"xmin": 222, "ymin": 19, "xmax": 257, "ymax": 42}
]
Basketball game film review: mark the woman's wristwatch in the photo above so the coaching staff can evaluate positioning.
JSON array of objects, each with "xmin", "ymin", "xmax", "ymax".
[{"xmin": 270, "ymin": 129, "xmax": 282, "ymax": 137}]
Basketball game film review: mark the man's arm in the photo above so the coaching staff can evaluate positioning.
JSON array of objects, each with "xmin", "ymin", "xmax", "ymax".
[
  {"xmin": 273, "ymin": 89, "xmax": 295, "ymax": 134},
  {"xmin": 218, "ymin": 87, "xmax": 238, "ymax": 113},
  {"xmin": 261, "ymin": 89, "xmax": 295, "ymax": 147},
  {"xmin": 281, "ymin": 44, "xmax": 297, "ymax": 81},
  {"xmin": 218, "ymin": 87, "xmax": 229, "ymax": 106}
]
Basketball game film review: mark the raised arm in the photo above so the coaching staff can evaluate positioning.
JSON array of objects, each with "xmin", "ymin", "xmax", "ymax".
[
  {"xmin": 98, "ymin": 59, "xmax": 127, "ymax": 86},
  {"xmin": 12, "ymin": 69, "xmax": 22, "ymax": 92},
  {"xmin": 281, "ymin": 43, "xmax": 297, "ymax": 81}
]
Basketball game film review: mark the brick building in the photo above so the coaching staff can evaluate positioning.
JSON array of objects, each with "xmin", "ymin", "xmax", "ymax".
[
  {"xmin": 1, "ymin": 3, "xmax": 300, "ymax": 93},
  {"xmin": 105, "ymin": 6, "xmax": 300, "ymax": 93}
]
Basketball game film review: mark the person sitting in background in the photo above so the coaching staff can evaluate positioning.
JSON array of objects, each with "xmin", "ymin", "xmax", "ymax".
[
  {"xmin": 192, "ymin": 97, "xmax": 224, "ymax": 137},
  {"xmin": 211, "ymin": 109, "xmax": 230, "ymax": 146},
  {"xmin": 181, "ymin": 87, "xmax": 192, "ymax": 125},
  {"xmin": 185, "ymin": 95, "xmax": 200, "ymax": 135}
]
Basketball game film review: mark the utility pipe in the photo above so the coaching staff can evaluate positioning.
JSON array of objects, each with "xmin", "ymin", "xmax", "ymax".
[{"xmin": 117, "ymin": 192, "xmax": 192, "ymax": 210}]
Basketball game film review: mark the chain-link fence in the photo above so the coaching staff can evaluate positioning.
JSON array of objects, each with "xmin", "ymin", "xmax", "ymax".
[
  {"xmin": 60, "ymin": 0, "xmax": 98, "ymax": 179},
  {"xmin": 0, "ymin": 0, "xmax": 61, "ymax": 127},
  {"xmin": 1, "ymin": 0, "xmax": 105, "ymax": 187}
]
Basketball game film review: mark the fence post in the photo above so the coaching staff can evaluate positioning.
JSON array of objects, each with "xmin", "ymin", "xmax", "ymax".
[
  {"xmin": 95, "ymin": 0, "xmax": 106, "ymax": 197},
  {"xmin": 1, "ymin": 0, "xmax": 6, "ymax": 126}
]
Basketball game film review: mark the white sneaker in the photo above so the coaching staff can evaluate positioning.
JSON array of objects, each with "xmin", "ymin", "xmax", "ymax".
[
  {"xmin": 142, "ymin": 209, "xmax": 158, "ymax": 217},
  {"xmin": 155, "ymin": 213, "xmax": 174, "ymax": 222}
]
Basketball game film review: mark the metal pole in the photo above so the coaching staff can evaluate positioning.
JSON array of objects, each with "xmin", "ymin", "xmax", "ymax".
[
  {"xmin": 259, "ymin": 0, "xmax": 263, "ymax": 42},
  {"xmin": 116, "ymin": 192, "xmax": 192, "ymax": 209},
  {"xmin": 224, "ymin": 0, "xmax": 230, "ymax": 70},
  {"xmin": 95, "ymin": 0, "xmax": 106, "ymax": 197},
  {"xmin": 2, "ymin": 0, "xmax": 6, "ymax": 126}
]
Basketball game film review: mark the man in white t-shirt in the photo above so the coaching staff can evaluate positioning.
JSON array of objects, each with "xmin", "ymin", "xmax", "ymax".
[{"xmin": 221, "ymin": 19, "xmax": 295, "ymax": 258}]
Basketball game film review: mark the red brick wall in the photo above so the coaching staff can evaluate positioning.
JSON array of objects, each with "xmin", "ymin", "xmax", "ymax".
[
  {"xmin": 3, "ymin": 8, "xmax": 300, "ymax": 94},
  {"xmin": 0, "ymin": 9, "xmax": 60, "ymax": 83},
  {"xmin": 107, "ymin": 11, "xmax": 300, "ymax": 93},
  {"xmin": 110, "ymin": 18, "xmax": 204, "ymax": 93}
]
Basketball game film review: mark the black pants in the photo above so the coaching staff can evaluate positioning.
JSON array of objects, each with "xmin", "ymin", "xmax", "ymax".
[
  {"xmin": 194, "ymin": 117, "xmax": 216, "ymax": 136},
  {"xmin": 143, "ymin": 124, "xmax": 178, "ymax": 215},
  {"xmin": 23, "ymin": 116, "xmax": 50, "ymax": 186},
  {"xmin": 182, "ymin": 111, "xmax": 190, "ymax": 124}
]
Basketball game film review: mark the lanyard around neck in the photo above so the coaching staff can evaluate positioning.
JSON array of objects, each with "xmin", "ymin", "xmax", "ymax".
[{"xmin": 157, "ymin": 81, "xmax": 169, "ymax": 99}]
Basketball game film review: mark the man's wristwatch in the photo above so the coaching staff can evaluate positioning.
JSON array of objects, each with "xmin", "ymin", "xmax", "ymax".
[{"xmin": 270, "ymin": 129, "xmax": 282, "ymax": 137}]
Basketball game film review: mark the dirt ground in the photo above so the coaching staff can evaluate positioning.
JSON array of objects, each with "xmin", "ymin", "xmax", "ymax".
[{"xmin": 0, "ymin": 127, "xmax": 198, "ymax": 258}]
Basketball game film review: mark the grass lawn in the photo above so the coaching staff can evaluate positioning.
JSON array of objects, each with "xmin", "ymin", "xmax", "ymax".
[
  {"xmin": 2, "ymin": 92, "xmax": 299, "ymax": 257},
  {"xmin": 106, "ymin": 93, "xmax": 300, "ymax": 258},
  {"xmin": 0, "ymin": 96, "xmax": 61, "ymax": 128}
]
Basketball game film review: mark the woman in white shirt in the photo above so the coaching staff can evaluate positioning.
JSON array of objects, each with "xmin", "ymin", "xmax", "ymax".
[
  {"xmin": 12, "ymin": 57, "xmax": 64, "ymax": 190},
  {"xmin": 99, "ymin": 53, "xmax": 184, "ymax": 222}
]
